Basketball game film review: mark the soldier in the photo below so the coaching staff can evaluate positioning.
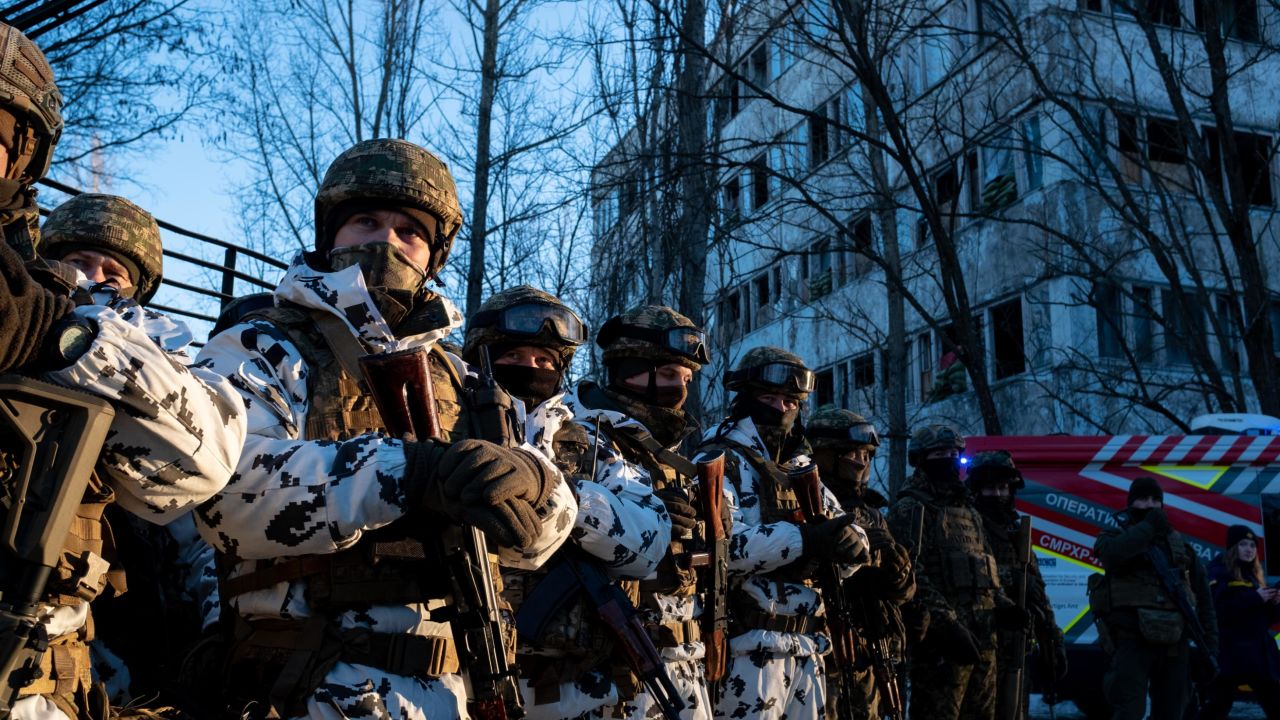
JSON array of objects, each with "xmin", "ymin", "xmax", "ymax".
[
  {"xmin": 701, "ymin": 348, "xmax": 870, "ymax": 720},
  {"xmin": 887, "ymin": 425, "xmax": 1024, "ymax": 720},
  {"xmin": 463, "ymin": 286, "xmax": 673, "ymax": 719},
  {"xmin": 966, "ymin": 451, "xmax": 1066, "ymax": 720},
  {"xmin": 193, "ymin": 139, "xmax": 578, "ymax": 719},
  {"xmin": 1091, "ymin": 477, "xmax": 1217, "ymax": 720},
  {"xmin": 558, "ymin": 304, "xmax": 713, "ymax": 720},
  {"xmin": 0, "ymin": 28, "xmax": 248, "ymax": 719},
  {"xmin": 808, "ymin": 408, "xmax": 913, "ymax": 720}
]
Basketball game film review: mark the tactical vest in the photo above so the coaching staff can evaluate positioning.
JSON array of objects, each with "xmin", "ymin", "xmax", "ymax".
[
  {"xmin": 221, "ymin": 303, "xmax": 475, "ymax": 714},
  {"xmin": 902, "ymin": 486, "xmax": 1000, "ymax": 611},
  {"xmin": 1097, "ymin": 531, "xmax": 1191, "ymax": 613},
  {"xmin": 19, "ymin": 471, "xmax": 127, "ymax": 706}
]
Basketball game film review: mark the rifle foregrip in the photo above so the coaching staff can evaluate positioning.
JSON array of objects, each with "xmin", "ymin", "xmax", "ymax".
[
  {"xmin": 359, "ymin": 349, "xmax": 442, "ymax": 441},
  {"xmin": 789, "ymin": 466, "xmax": 824, "ymax": 522}
]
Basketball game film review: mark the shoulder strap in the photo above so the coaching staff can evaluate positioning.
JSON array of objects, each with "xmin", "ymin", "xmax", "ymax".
[{"xmin": 703, "ymin": 436, "xmax": 787, "ymax": 487}]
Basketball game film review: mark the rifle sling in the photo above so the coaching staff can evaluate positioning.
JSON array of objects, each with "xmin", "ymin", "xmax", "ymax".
[
  {"xmin": 598, "ymin": 421, "xmax": 698, "ymax": 478},
  {"xmin": 310, "ymin": 310, "xmax": 374, "ymax": 393}
]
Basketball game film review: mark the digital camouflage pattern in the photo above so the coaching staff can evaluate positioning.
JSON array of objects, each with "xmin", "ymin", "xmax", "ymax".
[
  {"xmin": 0, "ymin": 22, "xmax": 61, "ymax": 183},
  {"xmin": 907, "ymin": 423, "xmax": 965, "ymax": 465},
  {"xmin": 194, "ymin": 257, "xmax": 576, "ymax": 720},
  {"xmin": 463, "ymin": 285, "xmax": 580, "ymax": 370},
  {"xmin": 13, "ymin": 279, "xmax": 247, "ymax": 720},
  {"xmin": 733, "ymin": 346, "xmax": 806, "ymax": 374},
  {"xmin": 558, "ymin": 385, "xmax": 720, "ymax": 720},
  {"xmin": 699, "ymin": 415, "xmax": 865, "ymax": 720},
  {"xmin": 314, "ymin": 139, "xmax": 462, "ymax": 278},
  {"xmin": 41, "ymin": 194, "xmax": 164, "ymax": 303},
  {"xmin": 599, "ymin": 305, "xmax": 703, "ymax": 371},
  {"xmin": 507, "ymin": 391, "xmax": 670, "ymax": 719},
  {"xmin": 807, "ymin": 407, "xmax": 873, "ymax": 451}
]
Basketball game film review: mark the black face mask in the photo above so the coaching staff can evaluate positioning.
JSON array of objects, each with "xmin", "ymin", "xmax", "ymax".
[
  {"xmin": 492, "ymin": 364, "xmax": 561, "ymax": 408},
  {"xmin": 974, "ymin": 493, "xmax": 1014, "ymax": 518},
  {"xmin": 1127, "ymin": 507, "xmax": 1149, "ymax": 524},
  {"xmin": 736, "ymin": 395, "xmax": 800, "ymax": 434},
  {"xmin": 922, "ymin": 457, "xmax": 961, "ymax": 486}
]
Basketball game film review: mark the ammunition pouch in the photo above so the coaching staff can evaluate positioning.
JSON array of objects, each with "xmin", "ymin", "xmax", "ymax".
[
  {"xmin": 1135, "ymin": 608, "xmax": 1183, "ymax": 645},
  {"xmin": 646, "ymin": 618, "xmax": 701, "ymax": 648},
  {"xmin": 639, "ymin": 541, "xmax": 699, "ymax": 598},
  {"xmin": 517, "ymin": 652, "xmax": 611, "ymax": 705},
  {"xmin": 17, "ymin": 635, "xmax": 92, "ymax": 699},
  {"xmin": 1087, "ymin": 572, "xmax": 1110, "ymax": 616},
  {"xmin": 942, "ymin": 550, "xmax": 999, "ymax": 593},
  {"xmin": 227, "ymin": 616, "xmax": 459, "ymax": 716}
]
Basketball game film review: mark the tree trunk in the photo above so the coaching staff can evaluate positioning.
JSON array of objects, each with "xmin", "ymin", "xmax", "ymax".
[
  {"xmin": 675, "ymin": 0, "xmax": 711, "ymax": 418},
  {"xmin": 466, "ymin": 0, "xmax": 501, "ymax": 317}
]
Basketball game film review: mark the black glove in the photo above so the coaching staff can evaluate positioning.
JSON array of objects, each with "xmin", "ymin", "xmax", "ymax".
[
  {"xmin": 406, "ymin": 439, "xmax": 549, "ymax": 549},
  {"xmin": 863, "ymin": 525, "xmax": 897, "ymax": 555},
  {"xmin": 801, "ymin": 516, "xmax": 870, "ymax": 566},
  {"xmin": 928, "ymin": 617, "xmax": 982, "ymax": 665},
  {"xmin": 1145, "ymin": 507, "xmax": 1171, "ymax": 536},
  {"xmin": 995, "ymin": 604, "xmax": 1032, "ymax": 631},
  {"xmin": 654, "ymin": 486, "xmax": 697, "ymax": 538}
]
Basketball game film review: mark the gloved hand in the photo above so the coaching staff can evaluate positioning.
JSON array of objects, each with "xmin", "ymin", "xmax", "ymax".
[
  {"xmin": 1144, "ymin": 507, "xmax": 1171, "ymax": 536},
  {"xmin": 654, "ymin": 486, "xmax": 697, "ymax": 537},
  {"xmin": 863, "ymin": 525, "xmax": 897, "ymax": 555},
  {"xmin": 801, "ymin": 515, "xmax": 871, "ymax": 566},
  {"xmin": 995, "ymin": 604, "xmax": 1031, "ymax": 631},
  {"xmin": 928, "ymin": 617, "xmax": 982, "ymax": 665},
  {"xmin": 406, "ymin": 439, "xmax": 550, "ymax": 549}
]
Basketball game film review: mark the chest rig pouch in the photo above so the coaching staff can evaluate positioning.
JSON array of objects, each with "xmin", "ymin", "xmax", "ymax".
[
  {"xmin": 600, "ymin": 422, "xmax": 702, "ymax": 601},
  {"xmin": 904, "ymin": 488, "xmax": 1000, "ymax": 610}
]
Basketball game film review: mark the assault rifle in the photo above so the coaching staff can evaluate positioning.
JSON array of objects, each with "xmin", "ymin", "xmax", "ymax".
[
  {"xmin": 1146, "ymin": 544, "xmax": 1219, "ymax": 678},
  {"xmin": 854, "ymin": 595, "xmax": 904, "ymax": 720},
  {"xmin": 791, "ymin": 464, "xmax": 859, "ymax": 720},
  {"xmin": 996, "ymin": 516, "xmax": 1033, "ymax": 720},
  {"xmin": 697, "ymin": 453, "xmax": 728, "ymax": 693},
  {"xmin": 515, "ymin": 553, "xmax": 686, "ymax": 720},
  {"xmin": 0, "ymin": 376, "xmax": 115, "ymax": 714},
  {"xmin": 360, "ymin": 348, "xmax": 524, "ymax": 720}
]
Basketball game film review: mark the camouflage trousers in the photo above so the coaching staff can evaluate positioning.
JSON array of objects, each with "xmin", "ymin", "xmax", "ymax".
[
  {"xmin": 1102, "ymin": 630, "xmax": 1189, "ymax": 720},
  {"xmin": 713, "ymin": 646, "xmax": 827, "ymax": 720},
  {"xmin": 825, "ymin": 664, "xmax": 878, "ymax": 720},
  {"xmin": 619, "ymin": 657, "xmax": 712, "ymax": 720},
  {"xmin": 906, "ymin": 647, "xmax": 996, "ymax": 720}
]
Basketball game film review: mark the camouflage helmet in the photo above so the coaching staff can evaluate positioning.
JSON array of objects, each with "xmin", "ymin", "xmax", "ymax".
[
  {"xmin": 314, "ymin": 139, "xmax": 463, "ymax": 278},
  {"xmin": 724, "ymin": 346, "xmax": 814, "ymax": 399},
  {"xmin": 0, "ymin": 24, "xmax": 60, "ymax": 184},
  {"xmin": 463, "ymin": 285, "xmax": 586, "ymax": 370},
  {"xmin": 808, "ymin": 407, "xmax": 880, "ymax": 451},
  {"xmin": 597, "ymin": 305, "xmax": 708, "ymax": 371},
  {"xmin": 41, "ymin": 194, "xmax": 163, "ymax": 303},
  {"xmin": 907, "ymin": 423, "xmax": 965, "ymax": 467},
  {"xmin": 965, "ymin": 450, "xmax": 1024, "ymax": 490}
]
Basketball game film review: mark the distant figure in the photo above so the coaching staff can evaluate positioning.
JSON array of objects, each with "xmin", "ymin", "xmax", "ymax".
[{"xmin": 1200, "ymin": 525, "xmax": 1280, "ymax": 719}]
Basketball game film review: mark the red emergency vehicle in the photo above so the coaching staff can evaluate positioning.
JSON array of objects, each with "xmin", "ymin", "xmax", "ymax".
[{"xmin": 965, "ymin": 430, "xmax": 1280, "ymax": 718}]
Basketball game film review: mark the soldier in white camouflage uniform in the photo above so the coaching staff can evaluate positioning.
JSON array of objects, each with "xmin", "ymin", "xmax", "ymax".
[
  {"xmin": 463, "ymin": 286, "xmax": 675, "ymax": 719},
  {"xmin": 36, "ymin": 193, "xmax": 228, "ymax": 711},
  {"xmin": 194, "ymin": 139, "xmax": 576, "ymax": 720},
  {"xmin": 558, "ymin": 305, "xmax": 717, "ymax": 720},
  {"xmin": 699, "ymin": 347, "xmax": 870, "ymax": 720}
]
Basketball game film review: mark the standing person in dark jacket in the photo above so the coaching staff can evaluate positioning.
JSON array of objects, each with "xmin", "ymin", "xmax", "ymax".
[
  {"xmin": 1201, "ymin": 525, "xmax": 1280, "ymax": 719},
  {"xmin": 1091, "ymin": 477, "xmax": 1218, "ymax": 720}
]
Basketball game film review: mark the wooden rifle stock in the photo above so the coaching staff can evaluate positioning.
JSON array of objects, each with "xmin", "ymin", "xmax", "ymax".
[
  {"xmin": 697, "ymin": 452, "xmax": 728, "ymax": 684},
  {"xmin": 357, "ymin": 348, "xmax": 524, "ymax": 720}
]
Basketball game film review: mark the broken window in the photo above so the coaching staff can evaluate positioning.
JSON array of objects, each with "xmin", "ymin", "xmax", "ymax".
[
  {"xmin": 1205, "ymin": 127, "xmax": 1275, "ymax": 207},
  {"xmin": 750, "ymin": 154, "xmax": 771, "ymax": 210},
  {"xmin": 722, "ymin": 174, "xmax": 742, "ymax": 216},
  {"xmin": 1096, "ymin": 282, "xmax": 1125, "ymax": 359},
  {"xmin": 990, "ymin": 298, "xmax": 1026, "ymax": 379},
  {"xmin": 816, "ymin": 367, "xmax": 836, "ymax": 407},
  {"xmin": 852, "ymin": 352, "xmax": 876, "ymax": 389},
  {"xmin": 1194, "ymin": 0, "xmax": 1258, "ymax": 40}
]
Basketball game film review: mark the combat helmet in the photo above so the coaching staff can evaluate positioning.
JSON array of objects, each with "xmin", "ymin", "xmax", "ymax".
[
  {"xmin": 723, "ymin": 346, "xmax": 814, "ymax": 398},
  {"xmin": 0, "ymin": 23, "xmax": 60, "ymax": 187},
  {"xmin": 597, "ymin": 305, "xmax": 708, "ymax": 371},
  {"xmin": 907, "ymin": 423, "xmax": 965, "ymax": 467},
  {"xmin": 41, "ymin": 194, "xmax": 163, "ymax": 303},
  {"xmin": 808, "ymin": 407, "xmax": 880, "ymax": 452},
  {"xmin": 463, "ymin": 285, "xmax": 586, "ymax": 370},
  {"xmin": 314, "ymin": 139, "xmax": 463, "ymax": 278},
  {"xmin": 965, "ymin": 450, "xmax": 1024, "ymax": 491}
]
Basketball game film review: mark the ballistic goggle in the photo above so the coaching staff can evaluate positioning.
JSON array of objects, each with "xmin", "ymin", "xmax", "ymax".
[
  {"xmin": 724, "ymin": 362, "xmax": 816, "ymax": 393},
  {"xmin": 470, "ymin": 301, "xmax": 587, "ymax": 345},
  {"xmin": 809, "ymin": 422, "xmax": 880, "ymax": 447},
  {"xmin": 597, "ymin": 319, "xmax": 711, "ymax": 364}
]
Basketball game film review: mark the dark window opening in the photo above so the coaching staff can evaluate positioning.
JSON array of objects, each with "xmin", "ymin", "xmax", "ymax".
[
  {"xmin": 1096, "ymin": 283, "xmax": 1124, "ymax": 359},
  {"xmin": 991, "ymin": 298, "xmax": 1026, "ymax": 379},
  {"xmin": 816, "ymin": 367, "xmax": 836, "ymax": 408},
  {"xmin": 1206, "ymin": 128, "xmax": 1275, "ymax": 207},
  {"xmin": 1194, "ymin": 0, "xmax": 1259, "ymax": 40},
  {"xmin": 1115, "ymin": 0, "xmax": 1181, "ymax": 27},
  {"xmin": 722, "ymin": 175, "xmax": 742, "ymax": 216},
  {"xmin": 751, "ymin": 155, "xmax": 771, "ymax": 209},
  {"xmin": 1217, "ymin": 294, "xmax": 1241, "ymax": 372},
  {"xmin": 1133, "ymin": 286, "xmax": 1156, "ymax": 362},
  {"xmin": 852, "ymin": 353, "xmax": 876, "ymax": 389},
  {"xmin": 808, "ymin": 239, "xmax": 833, "ymax": 299},
  {"xmin": 1162, "ymin": 288, "xmax": 1201, "ymax": 366}
]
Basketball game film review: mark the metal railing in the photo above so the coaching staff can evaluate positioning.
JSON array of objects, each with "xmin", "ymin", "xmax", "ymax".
[{"xmin": 38, "ymin": 178, "xmax": 289, "ymax": 329}]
